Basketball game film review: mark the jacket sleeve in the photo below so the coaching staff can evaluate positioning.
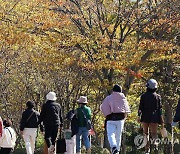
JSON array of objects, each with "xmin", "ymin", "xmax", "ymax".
[
  {"xmin": 121, "ymin": 94, "xmax": 131, "ymax": 113},
  {"xmin": 100, "ymin": 97, "xmax": 111, "ymax": 117},
  {"xmin": 36, "ymin": 111, "xmax": 44, "ymax": 132},
  {"xmin": 59, "ymin": 105, "xmax": 63, "ymax": 127},
  {"xmin": 20, "ymin": 112, "xmax": 26, "ymax": 131},
  {"xmin": 87, "ymin": 107, "xmax": 91, "ymax": 120},
  {"xmin": 138, "ymin": 95, "xmax": 144, "ymax": 117},
  {"xmin": 173, "ymin": 99, "xmax": 180, "ymax": 122},
  {"xmin": 157, "ymin": 95, "xmax": 163, "ymax": 115},
  {"xmin": 38, "ymin": 104, "xmax": 46, "ymax": 124}
]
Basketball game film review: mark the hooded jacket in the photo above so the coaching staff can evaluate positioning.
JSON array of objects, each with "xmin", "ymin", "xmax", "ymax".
[{"xmin": 100, "ymin": 92, "xmax": 131, "ymax": 118}]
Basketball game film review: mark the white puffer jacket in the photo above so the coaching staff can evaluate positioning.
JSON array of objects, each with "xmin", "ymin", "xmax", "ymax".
[{"xmin": 0, "ymin": 127, "xmax": 16, "ymax": 148}]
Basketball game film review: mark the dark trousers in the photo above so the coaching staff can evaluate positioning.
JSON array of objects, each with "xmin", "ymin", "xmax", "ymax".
[
  {"xmin": 45, "ymin": 125, "xmax": 59, "ymax": 148},
  {"xmin": 0, "ymin": 148, "xmax": 12, "ymax": 154}
]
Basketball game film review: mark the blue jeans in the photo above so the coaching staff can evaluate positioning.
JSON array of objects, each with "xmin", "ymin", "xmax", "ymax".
[{"xmin": 76, "ymin": 127, "xmax": 90, "ymax": 153}]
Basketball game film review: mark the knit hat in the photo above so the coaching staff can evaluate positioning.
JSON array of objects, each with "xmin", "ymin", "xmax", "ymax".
[{"xmin": 112, "ymin": 84, "xmax": 122, "ymax": 92}]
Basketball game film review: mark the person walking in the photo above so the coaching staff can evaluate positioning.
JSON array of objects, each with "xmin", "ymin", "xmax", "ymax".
[
  {"xmin": 20, "ymin": 101, "xmax": 40, "ymax": 154},
  {"xmin": 75, "ymin": 96, "xmax": 91, "ymax": 154},
  {"xmin": 0, "ymin": 119, "xmax": 16, "ymax": 154},
  {"xmin": 100, "ymin": 84, "xmax": 131, "ymax": 154},
  {"xmin": 172, "ymin": 97, "xmax": 180, "ymax": 128},
  {"xmin": 39, "ymin": 92, "xmax": 63, "ymax": 154},
  {"xmin": 137, "ymin": 79, "xmax": 164, "ymax": 153}
]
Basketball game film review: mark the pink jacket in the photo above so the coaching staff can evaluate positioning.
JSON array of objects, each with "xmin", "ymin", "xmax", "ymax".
[{"xmin": 100, "ymin": 92, "xmax": 131, "ymax": 117}]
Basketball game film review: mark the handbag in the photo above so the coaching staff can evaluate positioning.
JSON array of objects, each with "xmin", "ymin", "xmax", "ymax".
[
  {"xmin": 56, "ymin": 131, "xmax": 66, "ymax": 153},
  {"xmin": 81, "ymin": 109, "xmax": 92, "ymax": 130}
]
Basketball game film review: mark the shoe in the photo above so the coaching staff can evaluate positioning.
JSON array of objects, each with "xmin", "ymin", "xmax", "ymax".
[
  {"xmin": 111, "ymin": 147, "xmax": 118, "ymax": 154},
  {"xmin": 145, "ymin": 148, "xmax": 150, "ymax": 154}
]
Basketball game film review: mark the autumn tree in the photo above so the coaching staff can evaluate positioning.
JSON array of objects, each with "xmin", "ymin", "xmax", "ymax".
[{"xmin": 48, "ymin": 0, "xmax": 179, "ymax": 153}]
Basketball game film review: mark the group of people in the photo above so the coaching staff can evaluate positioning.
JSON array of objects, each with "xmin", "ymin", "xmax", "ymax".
[
  {"xmin": 0, "ymin": 79, "xmax": 179, "ymax": 154},
  {"xmin": 101, "ymin": 79, "xmax": 180, "ymax": 154},
  {"xmin": 19, "ymin": 92, "xmax": 91, "ymax": 154}
]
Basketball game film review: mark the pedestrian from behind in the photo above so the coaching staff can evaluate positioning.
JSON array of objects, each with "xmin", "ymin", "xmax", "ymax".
[
  {"xmin": 137, "ymin": 79, "xmax": 164, "ymax": 153},
  {"xmin": 39, "ymin": 92, "xmax": 63, "ymax": 154},
  {"xmin": 0, "ymin": 119, "xmax": 16, "ymax": 154},
  {"xmin": 172, "ymin": 94, "xmax": 180, "ymax": 128},
  {"xmin": 101, "ymin": 84, "xmax": 131, "ymax": 154},
  {"xmin": 20, "ymin": 101, "xmax": 40, "ymax": 154},
  {"xmin": 75, "ymin": 96, "xmax": 91, "ymax": 154}
]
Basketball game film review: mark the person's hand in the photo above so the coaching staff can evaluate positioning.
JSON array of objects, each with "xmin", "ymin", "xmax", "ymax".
[
  {"xmin": 20, "ymin": 131, "xmax": 23, "ymax": 136},
  {"xmin": 171, "ymin": 121, "xmax": 177, "ymax": 127},
  {"xmin": 137, "ymin": 117, "xmax": 141, "ymax": 123},
  {"xmin": 59, "ymin": 127, "xmax": 63, "ymax": 133},
  {"xmin": 41, "ymin": 131, "xmax": 45, "ymax": 135},
  {"xmin": 124, "ymin": 113, "xmax": 128, "ymax": 119}
]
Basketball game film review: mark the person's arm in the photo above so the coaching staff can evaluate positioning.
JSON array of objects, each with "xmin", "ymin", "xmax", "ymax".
[
  {"xmin": 36, "ymin": 111, "xmax": 44, "ymax": 132},
  {"xmin": 38, "ymin": 104, "xmax": 46, "ymax": 124},
  {"xmin": 122, "ymin": 93, "xmax": 131, "ymax": 114},
  {"xmin": 59, "ymin": 105, "xmax": 63, "ymax": 128},
  {"xmin": 173, "ymin": 99, "xmax": 180, "ymax": 123},
  {"xmin": 20, "ymin": 112, "xmax": 26, "ymax": 132},
  {"xmin": 87, "ymin": 107, "xmax": 91, "ymax": 120},
  {"xmin": 100, "ymin": 97, "xmax": 111, "ymax": 117},
  {"xmin": 157, "ymin": 95, "xmax": 164, "ymax": 125},
  {"xmin": 137, "ymin": 95, "xmax": 144, "ymax": 122},
  {"xmin": 138, "ymin": 96, "xmax": 143, "ymax": 116}
]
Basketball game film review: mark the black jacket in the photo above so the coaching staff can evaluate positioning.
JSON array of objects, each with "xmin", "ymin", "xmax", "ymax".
[
  {"xmin": 138, "ymin": 90, "xmax": 162, "ymax": 124},
  {"xmin": 173, "ymin": 98, "xmax": 180, "ymax": 123},
  {"xmin": 39, "ymin": 100, "xmax": 63, "ymax": 127},
  {"xmin": 20, "ymin": 108, "xmax": 40, "ymax": 131},
  {"xmin": 66, "ymin": 110, "xmax": 79, "ymax": 137}
]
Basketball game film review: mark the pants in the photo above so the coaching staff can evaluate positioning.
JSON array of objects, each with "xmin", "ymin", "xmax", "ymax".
[
  {"xmin": 76, "ymin": 127, "xmax": 90, "ymax": 153},
  {"xmin": 44, "ymin": 125, "xmax": 58, "ymax": 148},
  {"xmin": 23, "ymin": 128, "xmax": 37, "ymax": 154},
  {"xmin": 0, "ymin": 148, "xmax": 12, "ymax": 154},
  {"xmin": 106, "ymin": 120, "xmax": 125, "ymax": 151}
]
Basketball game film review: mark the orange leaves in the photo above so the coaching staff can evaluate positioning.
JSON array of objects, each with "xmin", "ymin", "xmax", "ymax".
[
  {"xmin": 139, "ymin": 39, "xmax": 174, "ymax": 53},
  {"xmin": 129, "ymin": 70, "xmax": 143, "ymax": 79}
]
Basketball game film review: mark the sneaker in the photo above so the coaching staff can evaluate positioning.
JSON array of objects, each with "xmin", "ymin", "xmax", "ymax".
[
  {"xmin": 145, "ymin": 148, "xmax": 150, "ymax": 154},
  {"xmin": 111, "ymin": 147, "xmax": 118, "ymax": 154}
]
